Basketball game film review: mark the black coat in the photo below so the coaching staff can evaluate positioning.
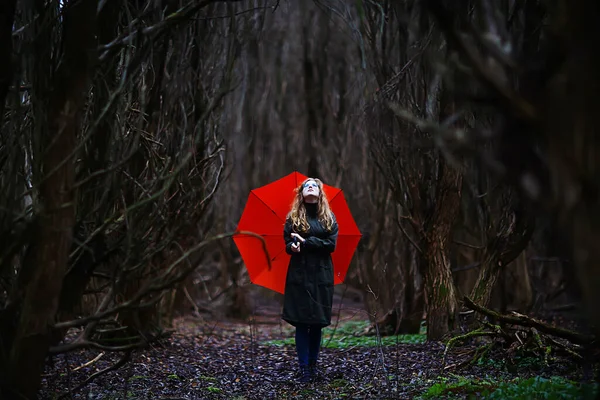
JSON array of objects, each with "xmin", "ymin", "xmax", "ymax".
[{"xmin": 281, "ymin": 204, "xmax": 339, "ymax": 327}]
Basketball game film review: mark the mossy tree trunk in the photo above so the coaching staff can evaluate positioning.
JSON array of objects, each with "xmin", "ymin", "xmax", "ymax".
[{"xmin": 420, "ymin": 160, "xmax": 463, "ymax": 340}]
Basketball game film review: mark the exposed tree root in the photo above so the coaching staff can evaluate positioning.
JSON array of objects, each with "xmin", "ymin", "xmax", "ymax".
[
  {"xmin": 442, "ymin": 296, "xmax": 597, "ymax": 371},
  {"xmin": 442, "ymin": 327, "xmax": 497, "ymax": 366}
]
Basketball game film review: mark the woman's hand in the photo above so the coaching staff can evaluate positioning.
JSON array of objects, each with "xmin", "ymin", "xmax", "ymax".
[
  {"xmin": 290, "ymin": 232, "xmax": 306, "ymax": 243},
  {"xmin": 291, "ymin": 242, "xmax": 301, "ymax": 253}
]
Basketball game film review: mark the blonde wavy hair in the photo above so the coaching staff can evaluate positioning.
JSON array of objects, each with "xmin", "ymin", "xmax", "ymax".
[{"xmin": 287, "ymin": 178, "xmax": 335, "ymax": 232}]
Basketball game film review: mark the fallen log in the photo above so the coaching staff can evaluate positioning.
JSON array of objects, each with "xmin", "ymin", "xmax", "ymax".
[{"xmin": 463, "ymin": 296, "xmax": 596, "ymax": 345}]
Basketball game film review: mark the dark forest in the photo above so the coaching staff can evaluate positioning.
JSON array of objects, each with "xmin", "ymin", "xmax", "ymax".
[{"xmin": 1, "ymin": 0, "xmax": 599, "ymax": 399}]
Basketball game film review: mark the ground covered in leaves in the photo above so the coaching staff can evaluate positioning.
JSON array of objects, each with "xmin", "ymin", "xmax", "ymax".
[{"xmin": 39, "ymin": 294, "xmax": 598, "ymax": 399}]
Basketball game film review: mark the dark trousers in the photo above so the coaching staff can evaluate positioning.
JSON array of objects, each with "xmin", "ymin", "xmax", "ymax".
[{"xmin": 295, "ymin": 324, "xmax": 322, "ymax": 366}]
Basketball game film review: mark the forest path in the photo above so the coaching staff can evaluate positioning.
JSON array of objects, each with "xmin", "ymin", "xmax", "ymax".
[{"xmin": 39, "ymin": 286, "xmax": 587, "ymax": 399}]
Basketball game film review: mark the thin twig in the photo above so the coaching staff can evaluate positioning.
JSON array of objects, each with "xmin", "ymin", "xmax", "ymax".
[
  {"xmin": 57, "ymin": 351, "xmax": 132, "ymax": 400},
  {"xmin": 72, "ymin": 352, "xmax": 105, "ymax": 372}
]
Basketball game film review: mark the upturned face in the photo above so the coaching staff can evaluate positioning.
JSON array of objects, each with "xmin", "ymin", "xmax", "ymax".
[{"xmin": 302, "ymin": 179, "xmax": 320, "ymax": 201}]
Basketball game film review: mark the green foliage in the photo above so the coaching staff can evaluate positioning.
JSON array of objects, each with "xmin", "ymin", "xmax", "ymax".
[
  {"xmin": 510, "ymin": 355, "xmax": 543, "ymax": 371},
  {"xmin": 418, "ymin": 375, "xmax": 598, "ymax": 399},
  {"xmin": 476, "ymin": 352, "xmax": 557, "ymax": 373},
  {"xmin": 264, "ymin": 320, "xmax": 426, "ymax": 348},
  {"xmin": 476, "ymin": 357, "xmax": 504, "ymax": 370},
  {"xmin": 419, "ymin": 375, "xmax": 495, "ymax": 399},
  {"xmin": 486, "ymin": 377, "xmax": 597, "ymax": 400},
  {"xmin": 206, "ymin": 386, "xmax": 222, "ymax": 393}
]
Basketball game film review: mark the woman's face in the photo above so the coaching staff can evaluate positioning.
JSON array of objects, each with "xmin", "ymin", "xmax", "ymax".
[{"xmin": 302, "ymin": 179, "xmax": 320, "ymax": 202}]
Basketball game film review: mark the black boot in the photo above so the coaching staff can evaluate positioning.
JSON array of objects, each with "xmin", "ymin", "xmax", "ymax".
[
  {"xmin": 297, "ymin": 365, "xmax": 311, "ymax": 383},
  {"xmin": 308, "ymin": 360, "xmax": 318, "ymax": 382}
]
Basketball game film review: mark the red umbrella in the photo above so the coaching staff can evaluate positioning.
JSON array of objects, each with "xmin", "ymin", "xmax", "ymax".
[{"xmin": 233, "ymin": 171, "xmax": 361, "ymax": 294}]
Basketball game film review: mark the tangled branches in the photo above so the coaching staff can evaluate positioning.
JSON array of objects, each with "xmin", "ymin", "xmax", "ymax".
[{"xmin": 442, "ymin": 297, "xmax": 597, "ymax": 371}]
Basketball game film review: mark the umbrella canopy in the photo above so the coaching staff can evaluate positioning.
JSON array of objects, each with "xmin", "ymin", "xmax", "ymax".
[{"xmin": 233, "ymin": 171, "xmax": 361, "ymax": 294}]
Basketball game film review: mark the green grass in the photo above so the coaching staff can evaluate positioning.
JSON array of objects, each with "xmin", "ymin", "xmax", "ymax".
[
  {"xmin": 475, "ymin": 352, "xmax": 569, "ymax": 374},
  {"xmin": 418, "ymin": 375, "xmax": 598, "ymax": 399},
  {"xmin": 264, "ymin": 320, "xmax": 426, "ymax": 348}
]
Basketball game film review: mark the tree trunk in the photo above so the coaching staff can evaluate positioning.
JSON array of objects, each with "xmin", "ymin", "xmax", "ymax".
[
  {"xmin": 422, "ymin": 242, "xmax": 457, "ymax": 340},
  {"xmin": 0, "ymin": 0, "xmax": 16, "ymax": 121},
  {"xmin": 469, "ymin": 249, "xmax": 502, "ymax": 308},
  {"xmin": 544, "ymin": 0, "xmax": 600, "ymax": 338},
  {"xmin": 303, "ymin": 25, "xmax": 320, "ymax": 178},
  {"xmin": 470, "ymin": 196, "xmax": 535, "ymax": 307},
  {"xmin": 421, "ymin": 160, "xmax": 462, "ymax": 340},
  {"xmin": 4, "ymin": 1, "xmax": 97, "ymax": 398},
  {"xmin": 470, "ymin": 188, "xmax": 535, "ymax": 307},
  {"xmin": 398, "ymin": 244, "xmax": 424, "ymax": 334}
]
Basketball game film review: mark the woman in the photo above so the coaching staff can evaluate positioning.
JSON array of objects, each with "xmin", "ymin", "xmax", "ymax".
[{"xmin": 282, "ymin": 178, "xmax": 338, "ymax": 383}]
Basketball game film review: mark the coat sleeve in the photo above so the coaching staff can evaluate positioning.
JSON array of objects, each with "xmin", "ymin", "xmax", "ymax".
[
  {"xmin": 304, "ymin": 216, "xmax": 338, "ymax": 253},
  {"xmin": 284, "ymin": 219, "xmax": 295, "ymax": 255}
]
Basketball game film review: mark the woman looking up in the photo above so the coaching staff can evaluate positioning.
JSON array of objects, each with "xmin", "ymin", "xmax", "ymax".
[{"xmin": 282, "ymin": 178, "xmax": 339, "ymax": 383}]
